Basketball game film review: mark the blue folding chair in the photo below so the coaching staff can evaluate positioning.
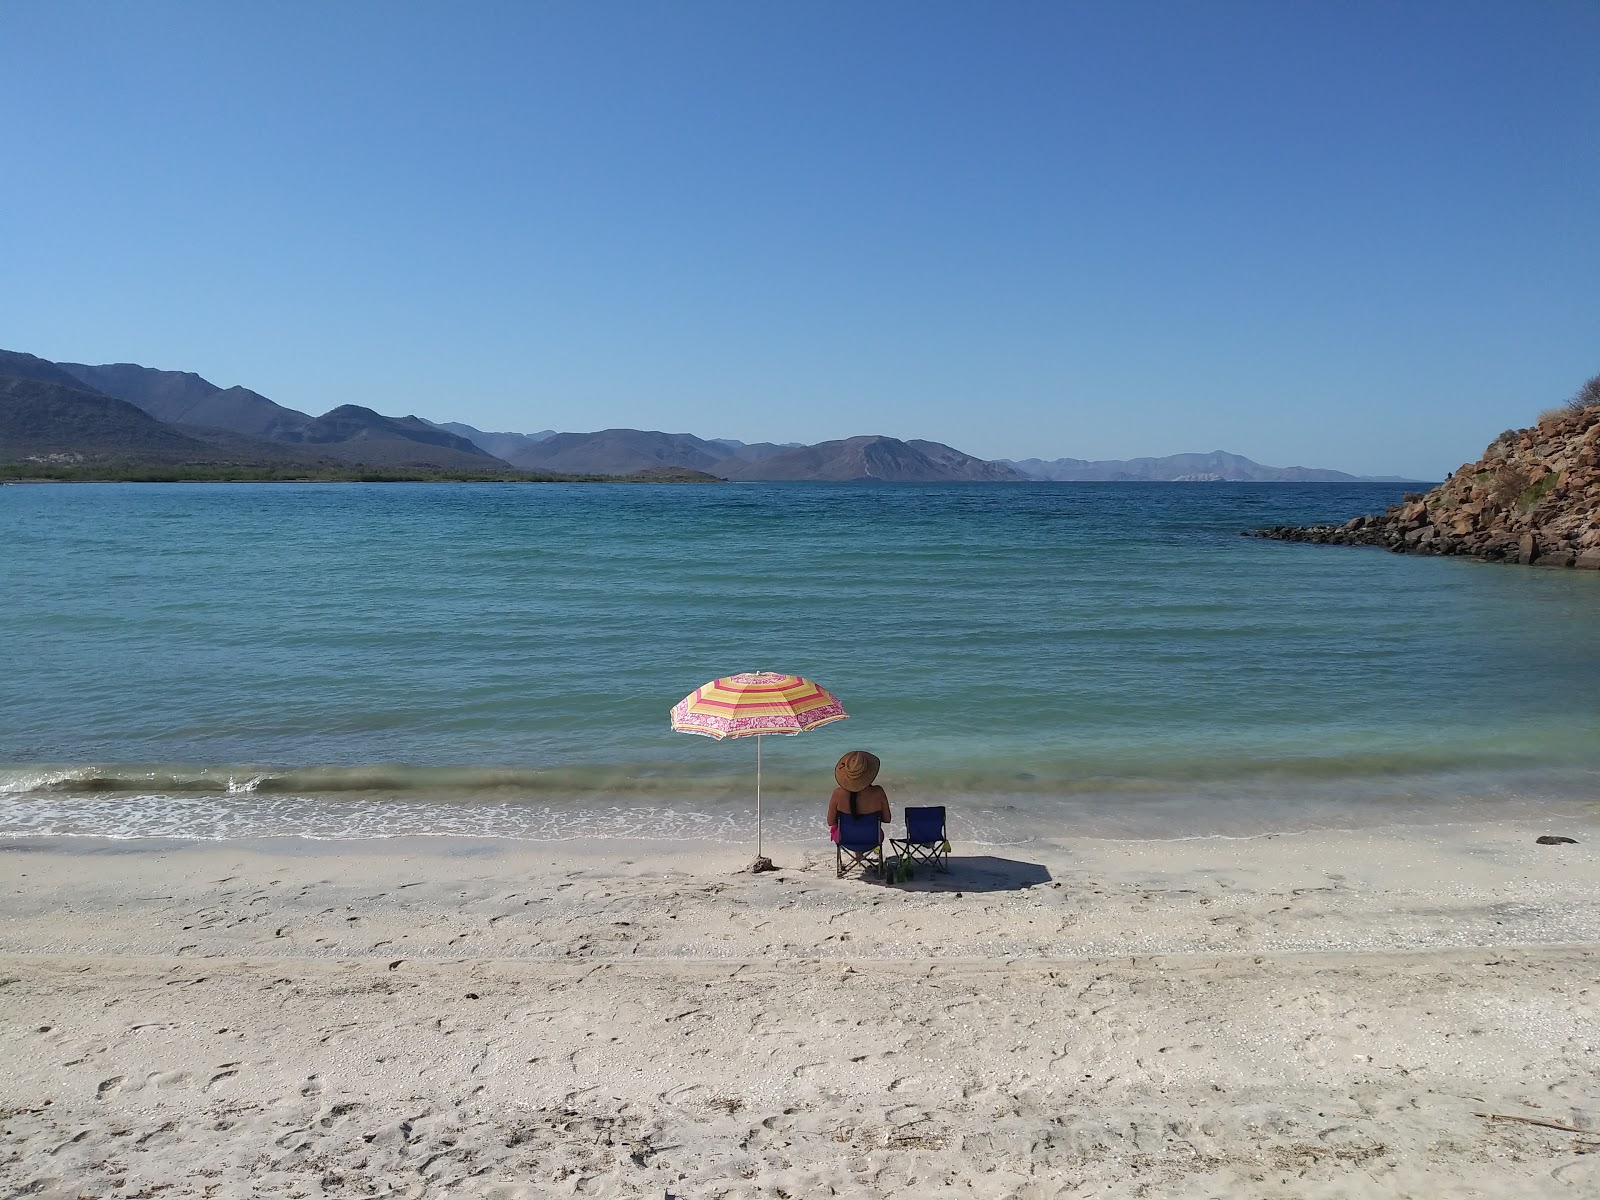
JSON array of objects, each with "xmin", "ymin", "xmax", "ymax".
[
  {"xmin": 890, "ymin": 806, "xmax": 950, "ymax": 873},
  {"xmin": 834, "ymin": 812, "xmax": 885, "ymax": 878}
]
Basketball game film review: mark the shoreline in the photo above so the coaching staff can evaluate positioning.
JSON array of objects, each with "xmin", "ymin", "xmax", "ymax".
[
  {"xmin": 2, "ymin": 803, "xmax": 1596, "ymax": 848},
  {"xmin": 7, "ymin": 775, "xmax": 1598, "ymax": 844},
  {"xmin": 3, "ymin": 821, "xmax": 1597, "ymax": 1197}
]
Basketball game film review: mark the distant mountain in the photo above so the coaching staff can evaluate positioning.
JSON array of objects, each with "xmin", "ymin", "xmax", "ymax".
[
  {"xmin": 1003, "ymin": 450, "xmax": 1413, "ymax": 483},
  {"xmin": 723, "ymin": 435, "xmax": 1028, "ymax": 482},
  {"xmin": 275, "ymin": 405, "xmax": 508, "ymax": 469},
  {"xmin": 433, "ymin": 421, "xmax": 556, "ymax": 461},
  {"xmin": 1, "ymin": 374, "xmax": 216, "ymax": 460},
  {"xmin": 58, "ymin": 361, "xmax": 316, "ymax": 440},
  {"xmin": 904, "ymin": 439, "xmax": 1029, "ymax": 482},
  {"xmin": 706, "ymin": 438, "xmax": 800, "ymax": 463},
  {"xmin": 3, "ymin": 350, "xmax": 513, "ymax": 471},
  {"xmin": 504, "ymin": 428, "xmax": 734, "ymax": 475},
  {"xmin": 0, "ymin": 350, "xmax": 101, "ymax": 391},
  {"xmin": 5, "ymin": 346, "xmax": 1405, "ymax": 483},
  {"xmin": 490, "ymin": 427, "xmax": 1022, "ymax": 481}
]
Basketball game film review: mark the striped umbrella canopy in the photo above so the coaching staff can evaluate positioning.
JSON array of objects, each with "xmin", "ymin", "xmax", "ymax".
[
  {"xmin": 671, "ymin": 671, "xmax": 848, "ymax": 867},
  {"xmin": 671, "ymin": 671, "xmax": 847, "ymax": 739}
]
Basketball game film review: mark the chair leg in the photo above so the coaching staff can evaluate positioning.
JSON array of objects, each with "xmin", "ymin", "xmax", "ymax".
[{"xmin": 837, "ymin": 846, "xmax": 881, "ymax": 879}]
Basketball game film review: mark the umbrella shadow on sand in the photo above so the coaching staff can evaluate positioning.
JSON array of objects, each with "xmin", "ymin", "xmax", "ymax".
[{"xmin": 865, "ymin": 854, "xmax": 1051, "ymax": 895}]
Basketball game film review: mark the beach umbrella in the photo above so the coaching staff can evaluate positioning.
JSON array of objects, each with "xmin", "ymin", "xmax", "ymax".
[{"xmin": 670, "ymin": 671, "xmax": 848, "ymax": 869}]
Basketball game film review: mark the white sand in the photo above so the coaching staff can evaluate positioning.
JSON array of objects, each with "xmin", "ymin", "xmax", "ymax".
[{"xmin": 2, "ymin": 821, "xmax": 1597, "ymax": 1198}]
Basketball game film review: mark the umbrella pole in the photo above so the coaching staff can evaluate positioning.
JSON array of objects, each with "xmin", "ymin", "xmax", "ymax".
[{"xmin": 755, "ymin": 733, "xmax": 762, "ymax": 861}]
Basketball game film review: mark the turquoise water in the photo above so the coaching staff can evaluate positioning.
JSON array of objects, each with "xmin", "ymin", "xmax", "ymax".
[{"xmin": 3, "ymin": 481, "xmax": 1598, "ymax": 842}]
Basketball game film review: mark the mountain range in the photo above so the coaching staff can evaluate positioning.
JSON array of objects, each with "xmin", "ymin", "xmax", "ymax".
[
  {"xmin": 1, "ymin": 347, "xmax": 1413, "ymax": 482},
  {"xmin": 1003, "ymin": 450, "xmax": 1411, "ymax": 483},
  {"xmin": 0, "ymin": 350, "xmax": 503, "ymax": 472},
  {"xmin": 453, "ymin": 425, "xmax": 1024, "ymax": 481}
]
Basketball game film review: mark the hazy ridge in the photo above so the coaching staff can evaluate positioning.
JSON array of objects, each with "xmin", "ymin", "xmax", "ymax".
[{"xmin": 1, "ymin": 347, "xmax": 1407, "ymax": 481}]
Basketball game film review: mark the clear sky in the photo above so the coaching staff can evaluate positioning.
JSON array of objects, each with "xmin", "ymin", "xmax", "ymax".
[{"xmin": 3, "ymin": 1, "xmax": 1596, "ymax": 478}]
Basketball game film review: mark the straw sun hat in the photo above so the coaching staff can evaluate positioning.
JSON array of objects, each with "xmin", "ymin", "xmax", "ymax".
[{"xmin": 834, "ymin": 750, "xmax": 881, "ymax": 791}]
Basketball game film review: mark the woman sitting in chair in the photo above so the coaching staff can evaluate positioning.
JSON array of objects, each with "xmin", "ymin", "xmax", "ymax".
[{"xmin": 827, "ymin": 750, "xmax": 891, "ymax": 842}]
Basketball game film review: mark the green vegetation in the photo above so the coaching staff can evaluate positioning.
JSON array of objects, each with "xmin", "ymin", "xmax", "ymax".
[
  {"xmin": 0, "ymin": 461, "xmax": 724, "ymax": 484},
  {"xmin": 1516, "ymin": 472, "xmax": 1559, "ymax": 510}
]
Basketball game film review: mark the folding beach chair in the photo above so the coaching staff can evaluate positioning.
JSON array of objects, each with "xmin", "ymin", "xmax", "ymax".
[
  {"xmin": 890, "ymin": 806, "xmax": 950, "ymax": 873},
  {"xmin": 834, "ymin": 813, "xmax": 885, "ymax": 878}
]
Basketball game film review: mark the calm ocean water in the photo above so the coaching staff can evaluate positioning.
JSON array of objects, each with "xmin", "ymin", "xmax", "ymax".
[{"xmin": 3, "ymin": 481, "xmax": 1598, "ymax": 843}]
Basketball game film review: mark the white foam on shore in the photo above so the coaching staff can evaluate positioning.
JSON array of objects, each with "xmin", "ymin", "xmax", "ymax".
[
  {"xmin": 0, "ymin": 794, "xmax": 759, "ymax": 843},
  {"xmin": 2, "ymin": 784, "xmax": 1593, "ymax": 848}
]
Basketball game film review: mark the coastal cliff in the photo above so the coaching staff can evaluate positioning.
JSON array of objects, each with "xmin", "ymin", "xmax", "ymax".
[{"xmin": 1252, "ymin": 384, "xmax": 1600, "ymax": 569}]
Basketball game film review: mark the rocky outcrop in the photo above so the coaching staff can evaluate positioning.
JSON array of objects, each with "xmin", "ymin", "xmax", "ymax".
[{"xmin": 1251, "ymin": 399, "xmax": 1600, "ymax": 569}]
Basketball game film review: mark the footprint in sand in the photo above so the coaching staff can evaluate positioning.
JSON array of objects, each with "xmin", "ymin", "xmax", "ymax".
[
  {"xmin": 50, "ymin": 1129, "xmax": 92, "ymax": 1154},
  {"xmin": 95, "ymin": 1075, "xmax": 125, "ymax": 1099},
  {"xmin": 301, "ymin": 1074, "xmax": 324, "ymax": 1096},
  {"xmin": 206, "ymin": 1068, "xmax": 239, "ymax": 1091},
  {"xmin": 317, "ymin": 1101, "xmax": 362, "ymax": 1129}
]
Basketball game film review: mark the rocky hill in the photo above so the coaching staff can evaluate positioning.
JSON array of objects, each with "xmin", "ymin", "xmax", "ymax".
[{"xmin": 1252, "ymin": 387, "xmax": 1600, "ymax": 569}]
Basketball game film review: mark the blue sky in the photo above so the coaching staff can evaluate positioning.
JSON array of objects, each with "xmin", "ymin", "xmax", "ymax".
[{"xmin": 2, "ymin": 1, "xmax": 1596, "ymax": 478}]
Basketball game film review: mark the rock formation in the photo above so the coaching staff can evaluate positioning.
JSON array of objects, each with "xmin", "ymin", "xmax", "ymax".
[{"xmin": 1251, "ymin": 391, "xmax": 1600, "ymax": 569}]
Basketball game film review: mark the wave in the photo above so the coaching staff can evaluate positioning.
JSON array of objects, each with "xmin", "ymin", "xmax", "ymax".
[
  {"xmin": 1, "ymin": 741, "xmax": 1593, "ymax": 804},
  {"xmin": 0, "ymin": 763, "xmax": 722, "ymax": 799}
]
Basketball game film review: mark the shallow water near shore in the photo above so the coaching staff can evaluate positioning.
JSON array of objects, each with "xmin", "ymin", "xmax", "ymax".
[{"xmin": 3, "ymin": 480, "xmax": 1598, "ymax": 842}]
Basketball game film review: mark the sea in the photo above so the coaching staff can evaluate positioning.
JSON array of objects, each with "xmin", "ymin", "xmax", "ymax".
[{"xmin": 3, "ymin": 481, "xmax": 1598, "ymax": 846}]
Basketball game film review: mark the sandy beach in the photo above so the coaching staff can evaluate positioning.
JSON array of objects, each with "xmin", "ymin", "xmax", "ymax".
[{"xmin": 2, "ymin": 821, "xmax": 1597, "ymax": 1198}]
